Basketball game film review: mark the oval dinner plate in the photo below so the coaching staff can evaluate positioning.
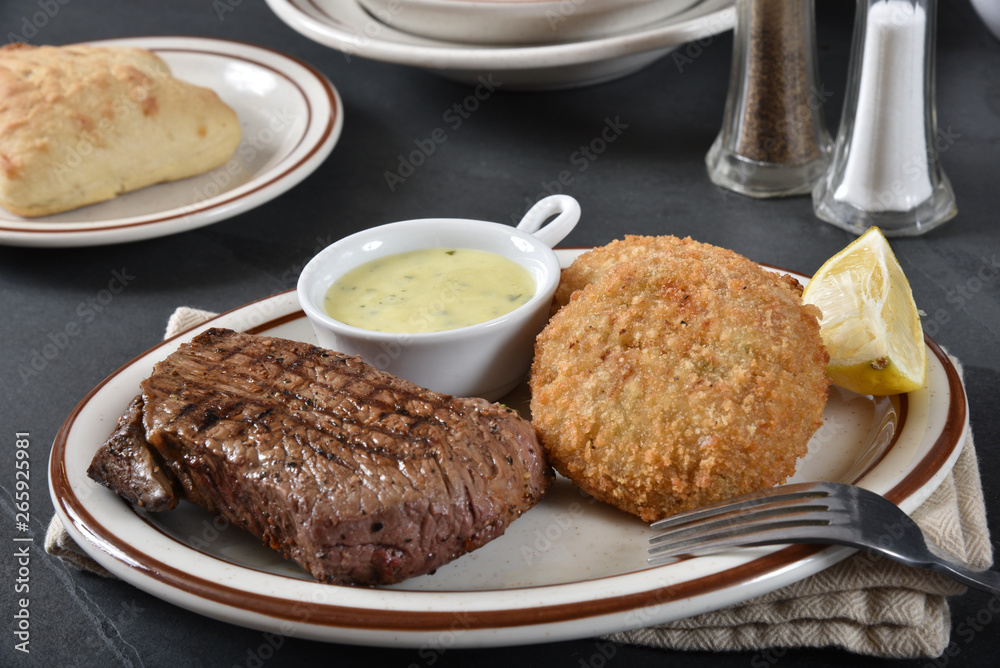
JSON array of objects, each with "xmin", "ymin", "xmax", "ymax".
[
  {"xmin": 49, "ymin": 251, "xmax": 969, "ymax": 647},
  {"xmin": 0, "ymin": 36, "xmax": 343, "ymax": 248}
]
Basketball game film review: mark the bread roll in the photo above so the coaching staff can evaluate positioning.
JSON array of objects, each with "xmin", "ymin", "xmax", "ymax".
[{"xmin": 0, "ymin": 43, "xmax": 241, "ymax": 217}]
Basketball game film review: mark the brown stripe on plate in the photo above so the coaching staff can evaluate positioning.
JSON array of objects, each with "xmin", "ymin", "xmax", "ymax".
[{"xmin": 885, "ymin": 335, "xmax": 967, "ymax": 505}]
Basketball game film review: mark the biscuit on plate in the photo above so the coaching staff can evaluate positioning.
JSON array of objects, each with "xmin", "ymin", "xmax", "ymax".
[{"xmin": 0, "ymin": 43, "xmax": 241, "ymax": 217}]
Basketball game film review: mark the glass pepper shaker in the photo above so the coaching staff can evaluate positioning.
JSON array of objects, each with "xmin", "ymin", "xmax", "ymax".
[
  {"xmin": 812, "ymin": 0, "xmax": 956, "ymax": 236},
  {"xmin": 706, "ymin": 0, "xmax": 833, "ymax": 198}
]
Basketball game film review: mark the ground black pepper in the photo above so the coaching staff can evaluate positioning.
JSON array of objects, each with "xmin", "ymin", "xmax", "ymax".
[
  {"xmin": 706, "ymin": 0, "xmax": 832, "ymax": 197},
  {"xmin": 735, "ymin": 0, "xmax": 824, "ymax": 165}
]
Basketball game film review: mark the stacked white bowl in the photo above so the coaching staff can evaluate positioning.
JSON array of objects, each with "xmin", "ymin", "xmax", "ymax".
[{"xmin": 357, "ymin": 0, "xmax": 701, "ymax": 45}]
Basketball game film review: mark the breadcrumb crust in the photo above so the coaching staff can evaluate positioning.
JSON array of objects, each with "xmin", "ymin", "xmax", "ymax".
[{"xmin": 530, "ymin": 236, "xmax": 830, "ymax": 522}]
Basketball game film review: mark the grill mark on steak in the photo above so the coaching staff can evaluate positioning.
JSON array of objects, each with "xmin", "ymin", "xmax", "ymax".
[
  {"xmin": 162, "ymin": 343, "xmax": 448, "ymax": 462},
  {"xmin": 88, "ymin": 328, "xmax": 552, "ymax": 586}
]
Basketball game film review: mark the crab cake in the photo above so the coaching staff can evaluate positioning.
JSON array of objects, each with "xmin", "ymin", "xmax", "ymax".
[
  {"xmin": 554, "ymin": 235, "xmax": 694, "ymax": 310},
  {"xmin": 530, "ymin": 241, "xmax": 829, "ymax": 522}
]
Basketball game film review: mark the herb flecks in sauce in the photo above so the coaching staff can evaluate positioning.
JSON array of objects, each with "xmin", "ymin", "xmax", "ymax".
[{"xmin": 324, "ymin": 248, "xmax": 536, "ymax": 333}]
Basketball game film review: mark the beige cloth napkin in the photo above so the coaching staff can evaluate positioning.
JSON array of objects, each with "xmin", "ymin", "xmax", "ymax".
[{"xmin": 46, "ymin": 307, "xmax": 993, "ymax": 659}]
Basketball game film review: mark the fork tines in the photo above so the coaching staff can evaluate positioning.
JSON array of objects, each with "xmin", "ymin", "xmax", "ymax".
[{"xmin": 646, "ymin": 484, "xmax": 835, "ymax": 565}]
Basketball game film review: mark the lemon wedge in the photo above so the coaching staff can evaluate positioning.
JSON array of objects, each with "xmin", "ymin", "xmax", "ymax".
[{"xmin": 802, "ymin": 227, "xmax": 926, "ymax": 395}]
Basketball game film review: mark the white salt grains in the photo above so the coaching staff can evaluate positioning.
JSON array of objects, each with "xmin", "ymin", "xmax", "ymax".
[{"xmin": 834, "ymin": 0, "xmax": 933, "ymax": 212}]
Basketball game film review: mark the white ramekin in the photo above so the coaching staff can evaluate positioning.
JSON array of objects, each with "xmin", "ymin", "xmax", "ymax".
[{"xmin": 297, "ymin": 194, "xmax": 580, "ymax": 400}]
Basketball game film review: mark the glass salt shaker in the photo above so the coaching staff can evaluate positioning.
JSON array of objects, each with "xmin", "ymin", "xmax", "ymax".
[
  {"xmin": 813, "ymin": 0, "xmax": 957, "ymax": 236},
  {"xmin": 706, "ymin": 0, "xmax": 833, "ymax": 198}
]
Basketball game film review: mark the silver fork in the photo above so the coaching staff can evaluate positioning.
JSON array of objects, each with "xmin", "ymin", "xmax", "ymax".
[{"xmin": 647, "ymin": 481, "xmax": 1000, "ymax": 595}]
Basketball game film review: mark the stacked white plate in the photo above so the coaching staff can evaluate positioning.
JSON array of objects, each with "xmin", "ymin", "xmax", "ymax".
[
  {"xmin": 265, "ymin": 0, "xmax": 735, "ymax": 89},
  {"xmin": 357, "ymin": 0, "xmax": 702, "ymax": 45}
]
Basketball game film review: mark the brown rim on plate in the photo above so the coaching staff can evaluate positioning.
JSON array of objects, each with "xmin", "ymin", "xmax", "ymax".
[
  {"xmin": 0, "ymin": 38, "xmax": 338, "ymax": 235},
  {"xmin": 886, "ymin": 333, "xmax": 966, "ymax": 504},
  {"xmin": 49, "ymin": 279, "xmax": 967, "ymax": 633}
]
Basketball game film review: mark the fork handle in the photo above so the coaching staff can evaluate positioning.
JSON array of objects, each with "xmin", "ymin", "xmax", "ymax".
[{"xmin": 929, "ymin": 559, "xmax": 1000, "ymax": 596}]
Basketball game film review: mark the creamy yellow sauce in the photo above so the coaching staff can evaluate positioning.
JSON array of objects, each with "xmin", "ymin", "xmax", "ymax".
[{"xmin": 323, "ymin": 248, "xmax": 536, "ymax": 333}]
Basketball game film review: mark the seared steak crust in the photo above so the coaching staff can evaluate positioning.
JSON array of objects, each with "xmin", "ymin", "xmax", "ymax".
[
  {"xmin": 88, "ymin": 328, "xmax": 552, "ymax": 585},
  {"xmin": 86, "ymin": 395, "xmax": 181, "ymax": 513}
]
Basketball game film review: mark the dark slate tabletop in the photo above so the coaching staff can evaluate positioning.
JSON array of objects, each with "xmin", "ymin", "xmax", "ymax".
[{"xmin": 1, "ymin": 0, "xmax": 998, "ymax": 666}]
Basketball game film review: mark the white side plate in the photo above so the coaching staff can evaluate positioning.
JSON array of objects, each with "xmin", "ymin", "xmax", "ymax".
[{"xmin": 0, "ymin": 36, "xmax": 343, "ymax": 247}]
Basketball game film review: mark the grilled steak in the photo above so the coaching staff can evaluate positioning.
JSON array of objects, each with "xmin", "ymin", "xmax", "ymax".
[{"xmin": 88, "ymin": 328, "xmax": 552, "ymax": 586}]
